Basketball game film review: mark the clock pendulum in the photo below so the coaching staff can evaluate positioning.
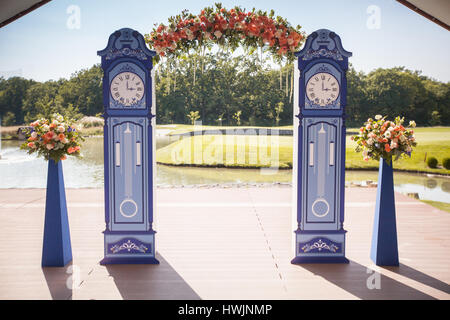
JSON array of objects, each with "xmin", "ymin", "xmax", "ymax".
[{"xmin": 119, "ymin": 123, "xmax": 138, "ymax": 219}]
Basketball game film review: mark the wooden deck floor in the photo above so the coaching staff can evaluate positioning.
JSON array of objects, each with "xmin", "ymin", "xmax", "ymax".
[{"xmin": 0, "ymin": 186, "xmax": 448, "ymax": 300}]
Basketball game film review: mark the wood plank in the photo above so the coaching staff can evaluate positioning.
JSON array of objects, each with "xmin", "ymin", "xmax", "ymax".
[{"xmin": 0, "ymin": 187, "xmax": 448, "ymax": 300}]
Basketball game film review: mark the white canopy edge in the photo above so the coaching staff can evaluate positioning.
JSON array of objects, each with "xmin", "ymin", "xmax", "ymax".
[{"xmin": 0, "ymin": 0, "xmax": 52, "ymax": 29}]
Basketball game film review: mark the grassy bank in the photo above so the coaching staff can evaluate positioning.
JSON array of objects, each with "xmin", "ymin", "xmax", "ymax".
[
  {"xmin": 156, "ymin": 126, "xmax": 450, "ymax": 175},
  {"xmin": 157, "ymin": 135, "xmax": 293, "ymax": 168}
]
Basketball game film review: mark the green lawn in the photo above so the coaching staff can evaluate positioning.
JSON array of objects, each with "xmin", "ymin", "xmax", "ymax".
[
  {"xmin": 156, "ymin": 126, "xmax": 450, "ymax": 174},
  {"xmin": 157, "ymin": 134, "xmax": 293, "ymax": 168}
]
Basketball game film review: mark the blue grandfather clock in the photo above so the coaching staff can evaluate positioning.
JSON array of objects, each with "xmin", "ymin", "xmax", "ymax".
[
  {"xmin": 98, "ymin": 28, "xmax": 159, "ymax": 264},
  {"xmin": 292, "ymin": 29, "xmax": 352, "ymax": 264}
]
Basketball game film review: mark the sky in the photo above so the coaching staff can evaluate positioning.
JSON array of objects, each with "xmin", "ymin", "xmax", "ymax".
[{"xmin": 0, "ymin": 0, "xmax": 449, "ymax": 82}]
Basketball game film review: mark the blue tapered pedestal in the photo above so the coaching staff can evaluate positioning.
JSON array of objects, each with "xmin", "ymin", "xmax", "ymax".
[
  {"xmin": 370, "ymin": 158, "xmax": 399, "ymax": 266},
  {"xmin": 41, "ymin": 159, "xmax": 73, "ymax": 267}
]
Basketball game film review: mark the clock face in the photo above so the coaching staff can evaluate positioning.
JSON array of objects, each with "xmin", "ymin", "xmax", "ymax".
[
  {"xmin": 306, "ymin": 72, "xmax": 340, "ymax": 107},
  {"xmin": 110, "ymin": 72, "xmax": 145, "ymax": 106}
]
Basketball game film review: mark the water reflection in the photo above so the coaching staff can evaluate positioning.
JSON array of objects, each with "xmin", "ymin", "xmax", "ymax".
[
  {"xmin": 442, "ymin": 182, "xmax": 450, "ymax": 193},
  {"xmin": 0, "ymin": 138, "xmax": 449, "ymax": 204},
  {"xmin": 425, "ymin": 179, "xmax": 438, "ymax": 189}
]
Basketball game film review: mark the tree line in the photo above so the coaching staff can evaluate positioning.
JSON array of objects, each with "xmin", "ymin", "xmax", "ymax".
[{"xmin": 0, "ymin": 53, "xmax": 448, "ymax": 127}]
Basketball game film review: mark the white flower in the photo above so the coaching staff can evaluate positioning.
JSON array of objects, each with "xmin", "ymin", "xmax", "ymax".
[
  {"xmin": 31, "ymin": 132, "xmax": 37, "ymax": 138},
  {"xmin": 46, "ymin": 144, "xmax": 54, "ymax": 150},
  {"xmin": 384, "ymin": 131, "xmax": 391, "ymax": 138},
  {"xmin": 57, "ymin": 126, "xmax": 65, "ymax": 133},
  {"xmin": 56, "ymin": 115, "xmax": 64, "ymax": 122},
  {"xmin": 367, "ymin": 138, "xmax": 374, "ymax": 145},
  {"xmin": 409, "ymin": 120, "xmax": 416, "ymax": 128},
  {"xmin": 43, "ymin": 125, "xmax": 50, "ymax": 131},
  {"xmin": 375, "ymin": 115, "xmax": 382, "ymax": 120},
  {"xmin": 214, "ymin": 30, "xmax": 222, "ymax": 38}
]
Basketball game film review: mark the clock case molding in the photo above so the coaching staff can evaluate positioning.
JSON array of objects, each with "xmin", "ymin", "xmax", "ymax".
[
  {"xmin": 98, "ymin": 28, "xmax": 159, "ymax": 264},
  {"xmin": 297, "ymin": 29, "xmax": 352, "ymax": 116},
  {"xmin": 292, "ymin": 29, "xmax": 352, "ymax": 264},
  {"xmin": 98, "ymin": 28, "xmax": 156, "ymax": 117}
]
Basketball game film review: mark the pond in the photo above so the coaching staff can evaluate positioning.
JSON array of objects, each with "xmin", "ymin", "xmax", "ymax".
[{"xmin": 0, "ymin": 137, "xmax": 449, "ymax": 205}]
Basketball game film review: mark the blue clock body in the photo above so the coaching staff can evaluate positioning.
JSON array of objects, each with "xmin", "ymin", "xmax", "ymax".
[
  {"xmin": 292, "ymin": 29, "xmax": 352, "ymax": 264},
  {"xmin": 98, "ymin": 28, "xmax": 159, "ymax": 264}
]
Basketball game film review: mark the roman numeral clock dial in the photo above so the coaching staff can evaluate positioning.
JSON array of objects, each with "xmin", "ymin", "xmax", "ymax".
[
  {"xmin": 306, "ymin": 72, "xmax": 340, "ymax": 107},
  {"xmin": 110, "ymin": 72, "xmax": 145, "ymax": 106}
]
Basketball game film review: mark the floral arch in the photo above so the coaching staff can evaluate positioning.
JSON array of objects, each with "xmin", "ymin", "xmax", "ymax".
[{"xmin": 144, "ymin": 3, "xmax": 305, "ymax": 63}]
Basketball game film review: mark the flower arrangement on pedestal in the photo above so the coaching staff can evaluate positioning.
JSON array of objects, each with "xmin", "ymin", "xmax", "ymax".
[
  {"xmin": 20, "ymin": 113, "xmax": 84, "ymax": 163},
  {"xmin": 20, "ymin": 113, "xmax": 84, "ymax": 267},
  {"xmin": 352, "ymin": 115, "xmax": 418, "ymax": 266},
  {"xmin": 351, "ymin": 115, "xmax": 417, "ymax": 163},
  {"xmin": 145, "ymin": 3, "xmax": 305, "ymax": 63}
]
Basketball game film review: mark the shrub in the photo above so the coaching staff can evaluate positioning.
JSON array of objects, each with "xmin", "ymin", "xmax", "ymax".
[
  {"xmin": 79, "ymin": 116, "xmax": 104, "ymax": 128},
  {"xmin": 2, "ymin": 112, "xmax": 16, "ymax": 126},
  {"xmin": 443, "ymin": 158, "xmax": 450, "ymax": 170},
  {"xmin": 427, "ymin": 157, "xmax": 438, "ymax": 169}
]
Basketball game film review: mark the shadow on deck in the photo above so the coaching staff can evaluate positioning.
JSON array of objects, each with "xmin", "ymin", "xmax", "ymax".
[{"xmin": 297, "ymin": 261, "xmax": 445, "ymax": 300}]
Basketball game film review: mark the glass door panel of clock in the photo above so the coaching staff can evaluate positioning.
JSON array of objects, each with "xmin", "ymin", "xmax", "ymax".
[
  {"xmin": 304, "ymin": 118, "xmax": 341, "ymax": 227},
  {"xmin": 304, "ymin": 63, "xmax": 342, "ymax": 110},
  {"xmin": 111, "ymin": 118, "xmax": 147, "ymax": 230},
  {"xmin": 306, "ymin": 72, "xmax": 340, "ymax": 107},
  {"xmin": 108, "ymin": 63, "xmax": 147, "ymax": 109}
]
